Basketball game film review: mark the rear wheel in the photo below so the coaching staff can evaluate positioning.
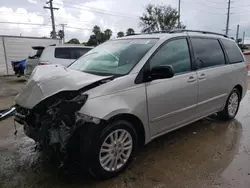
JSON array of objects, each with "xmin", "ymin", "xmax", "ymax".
[
  {"xmin": 218, "ymin": 88, "xmax": 240, "ymax": 120},
  {"xmin": 83, "ymin": 120, "xmax": 138, "ymax": 179}
]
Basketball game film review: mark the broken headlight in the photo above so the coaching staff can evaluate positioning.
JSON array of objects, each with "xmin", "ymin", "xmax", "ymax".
[
  {"xmin": 58, "ymin": 94, "xmax": 88, "ymax": 114},
  {"xmin": 76, "ymin": 113, "xmax": 101, "ymax": 124}
]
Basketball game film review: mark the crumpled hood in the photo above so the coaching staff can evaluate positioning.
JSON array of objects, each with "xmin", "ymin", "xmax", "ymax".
[{"xmin": 15, "ymin": 65, "xmax": 109, "ymax": 109}]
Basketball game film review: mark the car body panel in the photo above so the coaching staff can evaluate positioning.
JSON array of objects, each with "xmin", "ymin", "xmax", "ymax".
[
  {"xmin": 15, "ymin": 65, "xmax": 109, "ymax": 109},
  {"xmin": 146, "ymin": 71, "xmax": 198, "ymax": 137},
  {"xmin": 196, "ymin": 65, "xmax": 232, "ymax": 117},
  {"xmin": 81, "ymin": 74, "xmax": 151, "ymax": 143}
]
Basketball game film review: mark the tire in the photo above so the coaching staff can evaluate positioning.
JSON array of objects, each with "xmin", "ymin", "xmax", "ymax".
[
  {"xmin": 81, "ymin": 120, "xmax": 138, "ymax": 179},
  {"xmin": 218, "ymin": 88, "xmax": 240, "ymax": 120}
]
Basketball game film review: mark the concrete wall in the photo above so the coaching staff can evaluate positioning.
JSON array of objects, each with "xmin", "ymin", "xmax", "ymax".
[{"xmin": 0, "ymin": 36, "xmax": 59, "ymax": 75}]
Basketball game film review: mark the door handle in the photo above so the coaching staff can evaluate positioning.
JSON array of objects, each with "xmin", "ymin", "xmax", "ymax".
[
  {"xmin": 187, "ymin": 76, "xmax": 196, "ymax": 83},
  {"xmin": 199, "ymin": 73, "xmax": 206, "ymax": 80}
]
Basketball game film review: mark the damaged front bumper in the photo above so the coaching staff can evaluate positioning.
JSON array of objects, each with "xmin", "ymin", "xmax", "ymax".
[{"xmin": 14, "ymin": 92, "xmax": 100, "ymax": 152}]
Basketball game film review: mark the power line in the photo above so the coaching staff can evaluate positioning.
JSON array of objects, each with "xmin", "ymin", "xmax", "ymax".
[
  {"xmin": 198, "ymin": 0, "xmax": 229, "ymax": 4},
  {"xmin": 183, "ymin": 0, "xmax": 226, "ymax": 10},
  {"xmin": 60, "ymin": 0, "xmax": 140, "ymax": 18},
  {"xmin": 0, "ymin": 21, "xmax": 53, "ymax": 26},
  {"xmin": 53, "ymin": 1, "xmax": 139, "ymax": 19},
  {"xmin": 181, "ymin": 3, "xmax": 226, "ymax": 15},
  {"xmin": 55, "ymin": 16, "xmax": 95, "ymax": 26}
]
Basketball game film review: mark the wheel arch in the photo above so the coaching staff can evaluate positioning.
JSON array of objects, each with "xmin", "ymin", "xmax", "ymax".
[
  {"xmin": 234, "ymin": 84, "xmax": 243, "ymax": 100},
  {"xmin": 107, "ymin": 113, "xmax": 146, "ymax": 147}
]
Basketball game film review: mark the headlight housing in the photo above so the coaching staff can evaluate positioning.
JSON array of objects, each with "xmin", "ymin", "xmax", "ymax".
[
  {"xmin": 76, "ymin": 113, "xmax": 101, "ymax": 124},
  {"xmin": 70, "ymin": 93, "xmax": 88, "ymax": 104}
]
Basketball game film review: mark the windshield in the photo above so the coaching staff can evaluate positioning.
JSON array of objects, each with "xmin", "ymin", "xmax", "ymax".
[{"xmin": 69, "ymin": 38, "xmax": 158, "ymax": 76}]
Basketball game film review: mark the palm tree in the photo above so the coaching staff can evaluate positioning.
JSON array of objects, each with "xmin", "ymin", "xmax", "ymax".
[
  {"xmin": 104, "ymin": 29, "xmax": 113, "ymax": 40},
  {"xmin": 93, "ymin": 25, "xmax": 101, "ymax": 36}
]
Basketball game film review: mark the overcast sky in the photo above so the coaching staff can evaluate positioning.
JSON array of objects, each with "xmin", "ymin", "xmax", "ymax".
[{"xmin": 0, "ymin": 0, "xmax": 249, "ymax": 43}]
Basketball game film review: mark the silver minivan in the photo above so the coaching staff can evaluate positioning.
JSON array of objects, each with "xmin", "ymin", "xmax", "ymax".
[{"xmin": 15, "ymin": 30, "xmax": 248, "ymax": 179}]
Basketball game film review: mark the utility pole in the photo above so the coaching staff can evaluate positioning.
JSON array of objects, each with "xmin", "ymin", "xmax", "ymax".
[
  {"xmin": 44, "ymin": 0, "xmax": 59, "ymax": 39},
  {"xmin": 225, "ymin": 0, "xmax": 231, "ymax": 36},
  {"xmin": 178, "ymin": 0, "xmax": 181, "ymax": 28},
  {"xmin": 236, "ymin": 24, "xmax": 239, "ymax": 44},
  {"xmin": 60, "ymin": 24, "xmax": 67, "ymax": 43}
]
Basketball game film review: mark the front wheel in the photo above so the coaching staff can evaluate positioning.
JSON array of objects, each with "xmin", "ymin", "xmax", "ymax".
[
  {"xmin": 218, "ymin": 88, "xmax": 240, "ymax": 120},
  {"xmin": 86, "ymin": 120, "xmax": 138, "ymax": 179}
]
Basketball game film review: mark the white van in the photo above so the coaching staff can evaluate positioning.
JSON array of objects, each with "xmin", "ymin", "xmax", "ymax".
[{"xmin": 25, "ymin": 44, "xmax": 93, "ymax": 75}]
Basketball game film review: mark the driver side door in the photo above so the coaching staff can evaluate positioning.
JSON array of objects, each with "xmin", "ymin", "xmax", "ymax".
[{"xmin": 146, "ymin": 37, "xmax": 198, "ymax": 137}]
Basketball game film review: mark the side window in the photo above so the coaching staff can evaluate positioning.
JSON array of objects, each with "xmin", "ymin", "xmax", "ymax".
[
  {"xmin": 54, "ymin": 48, "xmax": 71, "ymax": 59},
  {"xmin": 150, "ymin": 38, "xmax": 191, "ymax": 74},
  {"xmin": 221, "ymin": 38, "xmax": 244, "ymax": 64},
  {"xmin": 191, "ymin": 38, "xmax": 225, "ymax": 68},
  {"xmin": 71, "ymin": 48, "xmax": 92, "ymax": 59}
]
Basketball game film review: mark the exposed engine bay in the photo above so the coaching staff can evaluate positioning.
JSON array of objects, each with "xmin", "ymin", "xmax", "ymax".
[{"xmin": 14, "ymin": 78, "xmax": 113, "ymax": 162}]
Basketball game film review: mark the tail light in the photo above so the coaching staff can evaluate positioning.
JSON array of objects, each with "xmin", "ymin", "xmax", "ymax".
[
  {"xmin": 38, "ymin": 61, "xmax": 50, "ymax": 65},
  {"xmin": 38, "ymin": 62, "xmax": 49, "ymax": 65}
]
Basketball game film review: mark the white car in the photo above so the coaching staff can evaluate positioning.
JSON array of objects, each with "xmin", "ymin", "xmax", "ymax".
[{"xmin": 25, "ymin": 44, "xmax": 93, "ymax": 75}]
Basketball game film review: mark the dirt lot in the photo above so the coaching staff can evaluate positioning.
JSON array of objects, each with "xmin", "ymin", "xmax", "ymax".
[{"xmin": 0, "ymin": 75, "xmax": 250, "ymax": 188}]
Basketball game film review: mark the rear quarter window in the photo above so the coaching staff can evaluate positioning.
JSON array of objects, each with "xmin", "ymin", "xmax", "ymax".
[
  {"xmin": 220, "ymin": 39, "xmax": 244, "ymax": 64},
  {"xmin": 54, "ymin": 48, "xmax": 71, "ymax": 59},
  {"xmin": 71, "ymin": 48, "xmax": 92, "ymax": 59}
]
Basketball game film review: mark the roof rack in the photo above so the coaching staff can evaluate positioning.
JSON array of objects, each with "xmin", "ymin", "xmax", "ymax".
[
  {"xmin": 148, "ymin": 30, "xmax": 171, "ymax": 34},
  {"xmin": 169, "ymin": 29, "xmax": 228, "ymax": 38}
]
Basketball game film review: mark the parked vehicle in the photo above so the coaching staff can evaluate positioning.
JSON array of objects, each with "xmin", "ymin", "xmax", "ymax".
[
  {"xmin": 25, "ymin": 46, "xmax": 45, "ymax": 76},
  {"xmin": 14, "ymin": 30, "xmax": 248, "ymax": 179},
  {"xmin": 11, "ymin": 59, "xmax": 26, "ymax": 77},
  {"xmin": 25, "ymin": 44, "xmax": 93, "ymax": 75}
]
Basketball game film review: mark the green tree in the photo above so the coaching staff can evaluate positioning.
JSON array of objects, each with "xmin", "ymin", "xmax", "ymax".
[
  {"xmin": 104, "ymin": 29, "xmax": 113, "ymax": 40},
  {"xmin": 87, "ymin": 26, "xmax": 112, "ymax": 46},
  {"xmin": 139, "ymin": 4, "xmax": 186, "ymax": 33},
  {"xmin": 67, "ymin": 38, "xmax": 80, "ymax": 44},
  {"xmin": 126, "ymin": 28, "xmax": 135, "ymax": 36},
  {"xmin": 117, "ymin": 31, "xmax": 125, "ymax": 38},
  {"xmin": 93, "ymin": 25, "xmax": 101, "ymax": 36},
  {"xmin": 87, "ymin": 35, "xmax": 97, "ymax": 46}
]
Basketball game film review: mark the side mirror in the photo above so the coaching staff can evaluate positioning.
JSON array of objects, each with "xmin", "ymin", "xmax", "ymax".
[{"xmin": 149, "ymin": 65, "xmax": 174, "ymax": 81}]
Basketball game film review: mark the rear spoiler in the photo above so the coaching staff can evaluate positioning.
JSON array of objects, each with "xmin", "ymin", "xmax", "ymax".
[{"xmin": 32, "ymin": 46, "xmax": 45, "ymax": 50}]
